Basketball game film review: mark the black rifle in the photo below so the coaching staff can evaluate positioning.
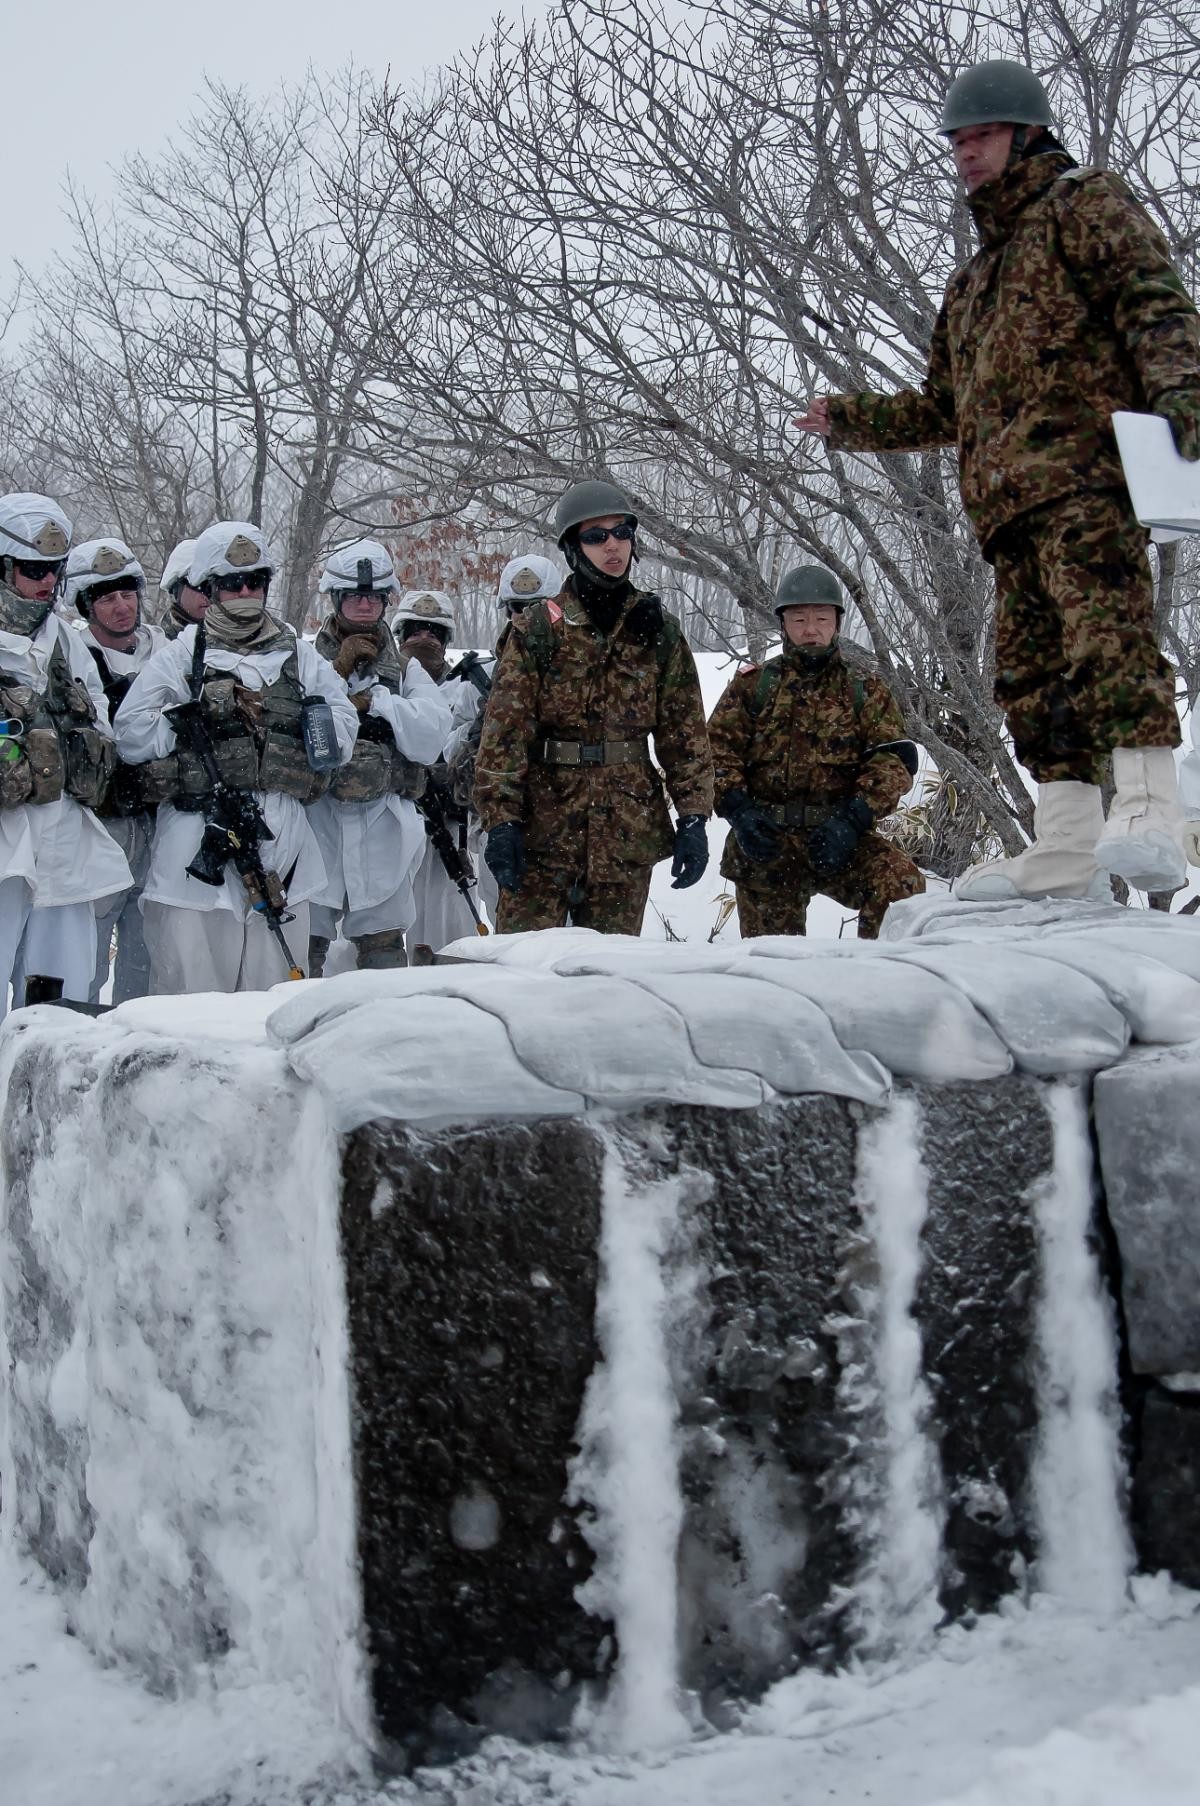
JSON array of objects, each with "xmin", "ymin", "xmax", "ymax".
[
  {"xmin": 166, "ymin": 626, "xmax": 304, "ymax": 980},
  {"xmin": 449, "ymin": 650, "xmax": 494, "ymax": 701},
  {"xmin": 418, "ymin": 776, "xmax": 489, "ymax": 937}
]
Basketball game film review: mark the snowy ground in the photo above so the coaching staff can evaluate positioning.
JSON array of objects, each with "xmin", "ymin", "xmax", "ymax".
[{"xmin": 5, "ymin": 1545, "xmax": 1200, "ymax": 1806}]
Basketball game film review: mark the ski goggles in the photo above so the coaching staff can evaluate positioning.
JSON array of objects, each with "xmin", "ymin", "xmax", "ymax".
[
  {"xmin": 214, "ymin": 569, "xmax": 271, "ymax": 595},
  {"xmin": 399, "ymin": 619, "xmax": 451, "ymax": 646},
  {"xmin": 11, "ymin": 556, "xmax": 67, "ymax": 580}
]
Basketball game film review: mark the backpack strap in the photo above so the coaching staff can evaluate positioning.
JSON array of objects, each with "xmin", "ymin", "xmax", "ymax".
[{"xmin": 747, "ymin": 657, "xmax": 784, "ymax": 717}]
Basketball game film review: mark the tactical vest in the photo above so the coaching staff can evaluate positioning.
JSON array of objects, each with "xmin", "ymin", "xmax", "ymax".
[
  {"xmin": 173, "ymin": 645, "xmax": 331, "ymax": 805},
  {"xmin": 86, "ymin": 646, "xmax": 177, "ymax": 817},
  {"xmin": 748, "ymin": 656, "xmax": 866, "ymax": 721},
  {"xmin": 314, "ymin": 627, "xmax": 426, "ymax": 805},
  {"xmin": 0, "ymin": 636, "xmax": 114, "ymax": 811}
]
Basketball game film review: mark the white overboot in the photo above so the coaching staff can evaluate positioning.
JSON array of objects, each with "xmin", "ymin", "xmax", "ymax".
[
  {"xmin": 1094, "ymin": 748, "xmax": 1187, "ymax": 893},
  {"xmin": 953, "ymin": 782, "xmax": 1109, "ymax": 902}
]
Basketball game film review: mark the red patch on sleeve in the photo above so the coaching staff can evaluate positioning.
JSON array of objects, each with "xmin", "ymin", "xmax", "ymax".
[
  {"xmin": 738, "ymin": 661, "xmax": 760, "ymax": 676},
  {"xmin": 545, "ymin": 599, "xmax": 564, "ymax": 624}
]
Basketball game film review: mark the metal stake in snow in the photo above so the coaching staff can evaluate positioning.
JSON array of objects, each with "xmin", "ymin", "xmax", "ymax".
[
  {"xmin": 1030, "ymin": 1081, "xmax": 1133, "ymax": 1611},
  {"xmin": 852, "ymin": 1093, "xmax": 945, "ymax": 1653},
  {"xmin": 568, "ymin": 1127, "xmax": 693, "ymax": 1753}
]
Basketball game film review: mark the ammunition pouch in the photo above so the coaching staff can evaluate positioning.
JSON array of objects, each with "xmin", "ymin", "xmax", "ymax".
[
  {"xmin": 173, "ymin": 650, "xmax": 330, "ymax": 804},
  {"xmin": 0, "ymin": 642, "xmax": 115, "ymax": 810},
  {"xmin": 329, "ymin": 711, "xmax": 426, "ymax": 803}
]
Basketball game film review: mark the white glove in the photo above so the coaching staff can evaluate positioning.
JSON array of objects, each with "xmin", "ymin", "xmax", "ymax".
[{"xmin": 1184, "ymin": 821, "xmax": 1200, "ymax": 867}]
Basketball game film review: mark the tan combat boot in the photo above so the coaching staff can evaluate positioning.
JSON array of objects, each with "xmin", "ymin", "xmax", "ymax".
[
  {"xmin": 953, "ymin": 782, "xmax": 1109, "ymax": 902},
  {"xmin": 1094, "ymin": 748, "xmax": 1187, "ymax": 893}
]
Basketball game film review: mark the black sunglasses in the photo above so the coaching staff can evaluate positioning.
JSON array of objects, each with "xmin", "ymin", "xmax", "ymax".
[
  {"xmin": 216, "ymin": 570, "xmax": 270, "ymax": 595},
  {"xmin": 12, "ymin": 557, "xmax": 66, "ymax": 580},
  {"xmin": 400, "ymin": 620, "xmax": 451, "ymax": 645},
  {"xmin": 577, "ymin": 524, "xmax": 636, "ymax": 547}
]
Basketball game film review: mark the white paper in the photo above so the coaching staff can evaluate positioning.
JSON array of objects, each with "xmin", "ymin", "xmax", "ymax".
[{"xmin": 1113, "ymin": 409, "xmax": 1200, "ymax": 541}]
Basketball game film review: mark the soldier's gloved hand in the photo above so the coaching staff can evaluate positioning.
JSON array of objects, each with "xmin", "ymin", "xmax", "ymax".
[
  {"xmin": 721, "ymin": 789, "xmax": 782, "ymax": 865},
  {"xmin": 485, "ymin": 820, "xmax": 526, "ymax": 892},
  {"xmin": 1184, "ymin": 821, "xmax": 1200, "ymax": 867},
  {"xmin": 807, "ymin": 796, "xmax": 873, "ymax": 878},
  {"xmin": 1158, "ymin": 390, "xmax": 1200, "ymax": 461},
  {"xmin": 670, "ymin": 813, "xmax": 709, "ymax": 889},
  {"xmin": 333, "ymin": 633, "xmax": 380, "ymax": 679}
]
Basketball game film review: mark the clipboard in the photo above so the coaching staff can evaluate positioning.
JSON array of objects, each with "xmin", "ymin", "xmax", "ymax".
[{"xmin": 1113, "ymin": 410, "xmax": 1200, "ymax": 543}]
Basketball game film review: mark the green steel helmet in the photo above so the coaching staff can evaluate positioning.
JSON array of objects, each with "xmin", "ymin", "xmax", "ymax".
[
  {"xmin": 774, "ymin": 565, "xmax": 845, "ymax": 617},
  {"xmin": 554, "ymin": 479, "xmax": 637, "ymax": 546},
  {"xmin": 940, "ymin": 61, "xmax": 1055, "ymax": 135}
]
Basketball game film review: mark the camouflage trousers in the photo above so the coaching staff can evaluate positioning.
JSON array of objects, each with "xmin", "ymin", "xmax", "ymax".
[
  {"xmin": 496, "ymin": 863, "xmax": 653, "ymax": 936},
  {"xmin": 734, "ymin": 832, "xmax": 924, "ymax": 940},
  {"xmin": 991, "ymin": 490, "xmax": 1180, "ymax": 785}
]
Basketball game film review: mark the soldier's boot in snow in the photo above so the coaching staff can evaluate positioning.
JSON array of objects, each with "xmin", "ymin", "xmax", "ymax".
[
  {"xmin": 307, "ymin": 934, "xmax": 331, "ymax": 977},
  {"xmin": 953, "ymin": 782, "xmax": 1110, "ymax": 902},
  {"xmin": 1094, "ymin": 748, "xmax": 1188, "ymax": 893},
  {"xmin": 352, "ymin": 927, "xmax": 407, "ymax": 970}
]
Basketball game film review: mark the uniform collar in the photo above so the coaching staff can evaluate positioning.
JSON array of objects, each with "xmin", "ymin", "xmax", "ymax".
[{"xmin": 967, "ymin": 149, "xmax": 1076, "ymax": 250}]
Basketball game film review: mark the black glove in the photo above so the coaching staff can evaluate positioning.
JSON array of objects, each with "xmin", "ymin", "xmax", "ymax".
[
  {"xmin": 670, "ymin": 813, "xmax": 709, "ymax": 889},
  {"xmin": 485, "ymin": 820, "xmax": 526, "ymax": 893},
  {"xmin": 721, "ymin": 788, "xmax": 782, "ymax": 866},
  {"xmin": 807, "ymin": 795, "xmax": 873, "ymax": 878},
  {"xmin": 1158, "ymin": 389, "xmax": 1200, "ymax": 461}
]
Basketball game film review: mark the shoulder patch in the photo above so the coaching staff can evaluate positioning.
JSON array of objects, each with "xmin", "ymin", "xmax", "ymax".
[
  {"xmin": 737, "ymin": 661, "xmax": 760, "ymax": 676},
  {"xmin": 545, "ymin": 599, "xmax": 564, "ymax": 625}
]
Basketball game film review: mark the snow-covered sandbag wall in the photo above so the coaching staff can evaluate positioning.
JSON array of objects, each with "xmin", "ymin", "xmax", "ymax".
[
  {"xmin": 0, "ymin": 999, "xmax": 370, "ymax": 1747},
  {"xmin": 3, "ymin": 895, "xmax": 1199, "ymax": 1765}
]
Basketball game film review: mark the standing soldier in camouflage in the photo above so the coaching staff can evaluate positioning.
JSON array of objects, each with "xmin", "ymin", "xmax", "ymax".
[
  {"xmin": 475, "ymin": 480, "xmax": 713, "ymax": 934},
  {"xmin": 795, "ymin": 61, "xmax": 1200, "ymax": 901},
  {"xmin": 709, "ymin": 566, "xmax": 923, "ymax": 938},
  {"xmin": 307, "ymin": 543, "xmax": 451, "ymax": 974}
]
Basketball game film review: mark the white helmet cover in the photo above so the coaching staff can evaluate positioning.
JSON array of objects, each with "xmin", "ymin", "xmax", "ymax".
[
  {"xmin": 187, "ymin": 520, "xmax": 276, "ymax": 589},
  {"xmin": 0, "ymin": 492, "xmax": 73, "ymax": 565},
  {"xmin": 497, "ymin": 553, "xmax": 561, "ymax": 606},
  {"xmin": 159, "ymin": 537, "xmax": 198, "ymax": 598},
  {"xmin": 64, "ymin": 538, "xmax": 145, "ymax": 616},
  {"xmin": 392, "ymin": 589, "xmax": 457, "ymax": 632},
  {"xmin": 319, "ymin": 537, "xmax": 398, "ymax": 596}
]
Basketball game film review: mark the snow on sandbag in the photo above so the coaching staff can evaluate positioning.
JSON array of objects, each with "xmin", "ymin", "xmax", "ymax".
[
  {"xmin": 278, "ymin": 992, "xmax": 583, "ymax": 1129},
  {"xmin": 1037, "ymin": 919, "xmax": 1200, "ymax": 987},
  {"xmin": 727, "ymin": 950, "xmax": 1013, "ymax": 1082},
  {"xmin": 880, "ymin": 892, "xmax": 1120, "ymax": 941},
  {"xmin": 610, "ymin": 969, "xmax": 891, "ymax": 1104},
  {"xmin": 982, "ymin": 935, "xmax": 1200, "ymax": 1046},
  {"xmin": 886, "ymin": 943, "xmax": 1129, "ymax": 1074},
  {"xmin": 268, "ymin": 965, "xmax": 768, "ymax": 1119},
  {"xmin": 438, "ymin": 926, "xmax": 732, "ymax": 973}
]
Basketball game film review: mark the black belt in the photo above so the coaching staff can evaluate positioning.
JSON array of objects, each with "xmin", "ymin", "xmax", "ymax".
[
  {"xmin": 535, "ymin": 736, "xmax": 651, "ymax": 768},
  {"xmin": 757, "ymin": 799, "xmax": 837, "ymax": 828}
]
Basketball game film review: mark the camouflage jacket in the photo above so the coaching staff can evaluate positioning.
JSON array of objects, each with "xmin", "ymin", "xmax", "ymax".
[
  {"xmin": 826, "ymin": 151, "xmax": 1200, "ymax": 550},
  {"xmin": 473, "ymin": 583, "xmax": 714, "ymax": 882},
  {"xmin": 707, "ymin": 645, "xmax": 912, "ymax": 880}
]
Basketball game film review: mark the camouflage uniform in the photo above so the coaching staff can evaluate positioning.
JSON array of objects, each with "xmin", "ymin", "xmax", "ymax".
[
  {"xmin": 708, "ymin": 646, "xmax": 923, "ymax": 939},
  {"xmin": 826, "ymin": 150, "xmax": 1198, "ymax": 783},
  {"xmin": 474, "ymin": 583, "xmax": 714, "ymax": 934}
]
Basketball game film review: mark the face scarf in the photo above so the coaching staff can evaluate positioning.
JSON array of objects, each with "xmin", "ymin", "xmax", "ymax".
[
  {"xmin": 0, "ymin": 581, "xmax": 54, "ymax": 639},
  {"xmin": 202, "ymin": 591, "xmax": 289, "ymax": 653},
  {"xmin": 563, "ymin": 536, "xmax": 634, "ymax": 634}
]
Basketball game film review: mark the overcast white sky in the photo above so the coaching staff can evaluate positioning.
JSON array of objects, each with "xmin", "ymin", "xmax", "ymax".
[{"xmin": 9, "ymin": 0, "xmax": 540, "ymax": 277}]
